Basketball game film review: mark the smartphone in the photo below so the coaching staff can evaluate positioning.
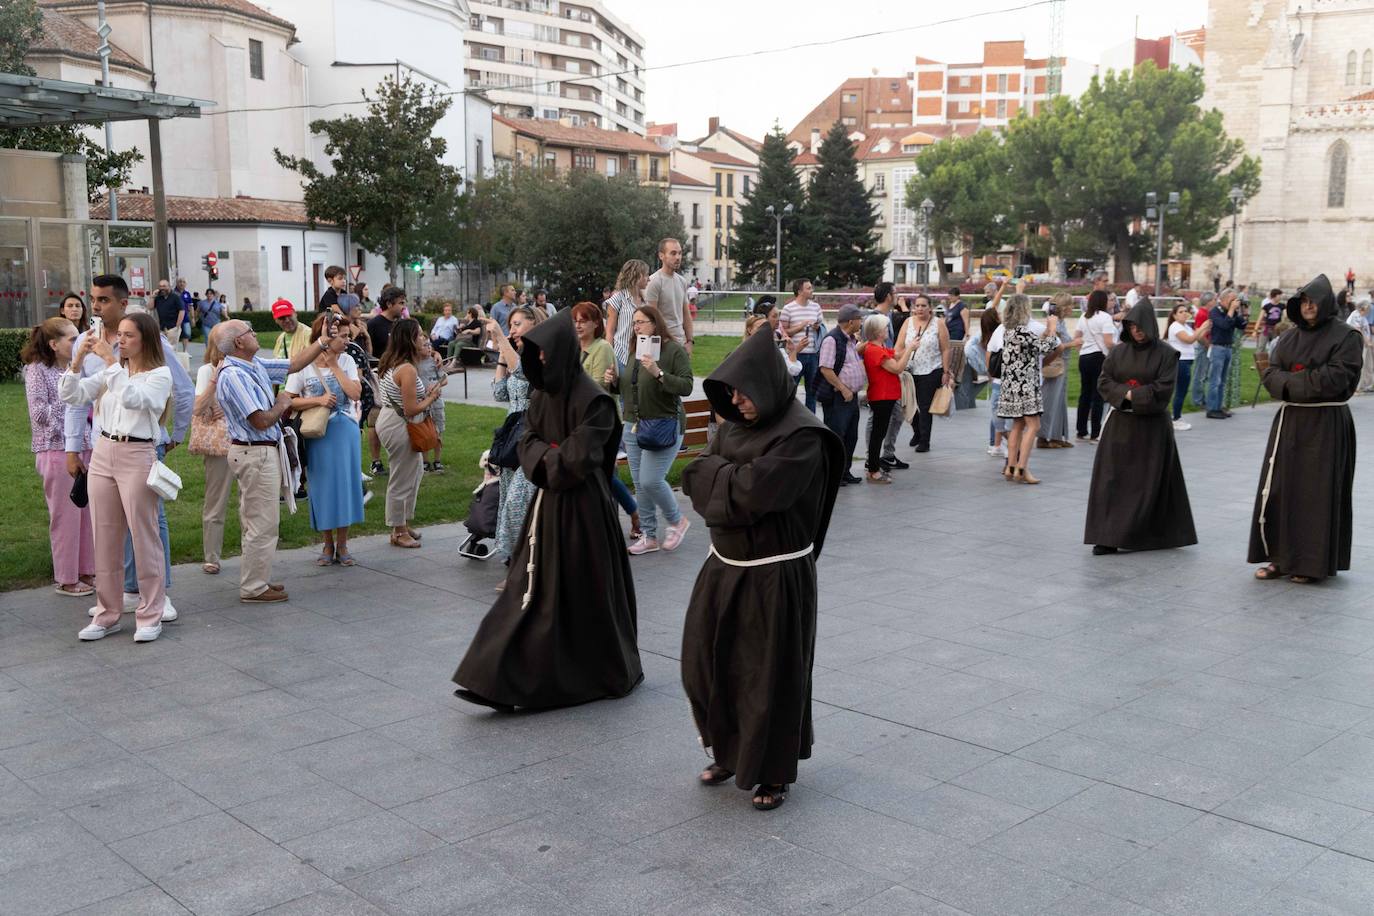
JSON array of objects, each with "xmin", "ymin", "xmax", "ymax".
[
  {"xmin": 635, "ymin": 334, "xmax": 661, "ymax": 361},
  {"xmin": 325, "ymin": 312, "xmax": 341, "ymax": 338}
]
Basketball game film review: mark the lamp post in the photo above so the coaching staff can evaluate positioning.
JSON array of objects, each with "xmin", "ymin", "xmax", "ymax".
[
  {"xmin": 1227, "ymin": 186, "xmax": 1244, "ymax": 287},
  {"xmin": 920, "ymin": 197, "xmax": 935, "ymax": 291},
  {"xmin": 1145, "ymin": 191, "xmax": 1179, "ymax": 292},
  {"xmin": 765, "ymin": 202, "xmax": 794, "ymax": 291}
]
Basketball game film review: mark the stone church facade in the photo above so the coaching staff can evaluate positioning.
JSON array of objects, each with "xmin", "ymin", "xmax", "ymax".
[{"xmin": 1198, "ymin": 0, "xmax": 1374, "ymax": 292}]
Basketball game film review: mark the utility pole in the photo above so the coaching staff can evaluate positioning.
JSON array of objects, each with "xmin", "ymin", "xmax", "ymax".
[
  {"xmin": 96, "ymin": 0, "xmax": 117, "ymax": 221},
  {"xmin": 1227, "ymin": 187, "xmax": 1244, "ymax": 286},
  {"xmin": 765, "ymin": 202, "xmax": 793, "ymax": 290},
  {"xmin": 1146, "ymin": 191, "xmax": 1179, "ymax": 292}
]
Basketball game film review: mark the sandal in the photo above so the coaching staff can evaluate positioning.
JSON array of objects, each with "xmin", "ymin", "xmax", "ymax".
[
  {"xmin": 316, "ymin": 550, "xmax": 335, "ymax": 567},
  {"xmin": 336, "ymin": 551, "xmax": 356, "ymax": 567},
  {"xmin": 1289, "ymin": 575, "xmax": 1315, "ymax": 584},
  {"xmin": 390, "ymin": 533, "xmax": 422, "ymax": 549},
  {"xmin": 1254, "ymin": 564, "xmax": 1283, "ymax": 581},
  {"xmin": 201, "ymin": 562, "xmax": 220, "ymax": 575},
  {"xmin": 699, "ymin": 764, "xmax": 734, "ymax": 786},
  {"xmin": 406, "ymin": 528, "xmax": 423, "ymax": 540},
  {"xmin": 54, "ymin": 582, "xmax": 95, "ymax": 597},
  {"xmin": 752, "ymin": 784, "xmax": 788, "ymax": 811}
]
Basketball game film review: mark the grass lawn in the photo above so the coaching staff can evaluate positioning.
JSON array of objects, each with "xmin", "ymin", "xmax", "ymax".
[{"xmin": 0, "ymin": 383, "xmax": 505, "ymax": 591}]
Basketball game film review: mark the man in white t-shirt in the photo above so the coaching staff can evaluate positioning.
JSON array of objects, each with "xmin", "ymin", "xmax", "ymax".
[
  {"xmin": 644, "ymin": 237, "xmax": 693, "ymax": 353},
  {"xmin": 780, "ymin": 277, "xmax": 824, "ymax": 412},
  {"xmin": 1124, "ymin": 281, "xmax": 1142, "ymax": 310}
]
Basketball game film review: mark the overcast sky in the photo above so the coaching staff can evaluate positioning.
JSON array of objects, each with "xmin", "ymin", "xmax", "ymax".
[{"xmin": 604, "ymin": 0, "xmax": 1209, "ymax": 139}]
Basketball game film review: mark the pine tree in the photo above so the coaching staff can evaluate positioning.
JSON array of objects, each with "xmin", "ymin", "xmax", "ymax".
[
  {"xmin": 730, "ymin": 127, "xmax": 806, "ymax": 288},
  {"xmin": 799, "ymin": 121, "xmax": 888, "ymax": 289}
]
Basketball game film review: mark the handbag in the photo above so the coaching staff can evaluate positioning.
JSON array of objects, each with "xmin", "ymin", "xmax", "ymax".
[
  {"xmin": 928, "ymin": 385, "xmax": 954, "ymax": 417},
  {"xmin": 298, "ymin": 365, "xmax": 333, "ymax": 439},
  {"xmin": 69, "ymin": 470, "xmax": 89, "ymax": 508},
  {"xmin": 634, "ymin": 416, "xmax": 679, "ymax": 451},
  {"xmin": 405, "ymin": 414, "xmax": 440, "ymax": 453},
  {"xmin": 490, "ymin": 410, "xmax": 526, "ymax": 469},
  {"xmin": 146, "ymin": 459, "xmax": 183, "ymax": 501},
  {"xmin": 187, "ymin": 412, "xmax": 229, "ymax": 456}
]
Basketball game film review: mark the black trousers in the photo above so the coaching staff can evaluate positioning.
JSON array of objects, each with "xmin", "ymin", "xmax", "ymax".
[
  {"xmin": 866, "ymin": 400, "xmax": 896, "ymax": 472},
  {"xmin": 1076, "ymin": 351, "xmax": 1106, "ymax": 438},
  {"xmin": 822, "ymin": 396, "xmax": 860, "ymax": 475},
  {"xmin": 913, "ymin": 369, "xmax": 942, "ymax": 449}
]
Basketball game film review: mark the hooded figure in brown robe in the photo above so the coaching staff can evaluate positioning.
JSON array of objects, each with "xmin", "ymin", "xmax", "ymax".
[
  {"xmin": 453, "ymin": 309, "xmax": 642, "ymax": 710},
  {"xmin": 1084, "ymin": 297, "xmax": 1197, "ymax": 553},
  {"xmin": 1248, "ymin": 274, "xmax": 1362, "ymax": 581},
  {"xmin": 680, "ymin": 329, "xmax": 842, "ymax": 809}
]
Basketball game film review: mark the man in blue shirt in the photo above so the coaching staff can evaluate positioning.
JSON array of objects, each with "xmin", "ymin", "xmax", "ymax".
[
  {"xmin": 944, "ymin": 286, "xmax": 967, "ymax": 341},
  {"xmin": 1205, "ymin": 289, "xmax": 1247, "ymax": 418},
  {"xmin": 490, "ymin": 284, "xmax": 516, "ymax": 335}
]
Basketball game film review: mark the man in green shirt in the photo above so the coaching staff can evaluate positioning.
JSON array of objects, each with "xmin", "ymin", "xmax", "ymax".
[{"xmin": 271, "ymin": 299, "xmax": 312, "ymax": 359}]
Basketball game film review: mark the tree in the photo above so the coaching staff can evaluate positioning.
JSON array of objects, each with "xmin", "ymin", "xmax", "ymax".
[
  {"xmin": 730, "ymin": 126, "xmax": 806, "ymax": 287},
  {"xmin": 0, "ymin": 0, "xmax": 143, "ymax": 201},
  {"xmin": 905, "ymin": 130, "xmax": 1020, "ymax": 283},
  {"xmin": 796, "ymin": 122, "xmax": 888, "ymax": 288},
  {"xmin": 1005, "ymin": 63, "xmax": 1260, "ymax": 282},
  {"xmin": 275, "ymin": 75, "xmax": 462, "ymax": 284},
  {"xmin": 465, "ymin": 167, "xmax": 685, "ymax": 304}
]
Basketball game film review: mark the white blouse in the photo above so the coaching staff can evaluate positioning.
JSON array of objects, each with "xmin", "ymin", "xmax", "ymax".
[{"xmin": 59, "ymin": 363, "xmax": 172, "ymax": 441}]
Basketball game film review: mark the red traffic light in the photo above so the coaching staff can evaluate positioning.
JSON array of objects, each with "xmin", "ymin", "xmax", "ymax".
[{"xmin": 206, "ymin": 251, "xmax": 218, "ymax": 268}]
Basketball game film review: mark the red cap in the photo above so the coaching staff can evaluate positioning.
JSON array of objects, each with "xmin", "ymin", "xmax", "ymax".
[{"xmin": 270, "ymin": 298, "xmax": 295, "ymax": 319}]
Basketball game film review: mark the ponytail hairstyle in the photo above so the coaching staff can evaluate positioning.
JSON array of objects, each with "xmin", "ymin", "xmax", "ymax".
[{"xmin": 21, "ymin": 317, "xmax": 76, "ymax": 367}]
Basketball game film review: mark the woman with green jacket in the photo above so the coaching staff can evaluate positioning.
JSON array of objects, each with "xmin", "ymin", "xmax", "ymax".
[{"xmin": 622, "ymin": 305, "xmax": 693, "ymax": 555}]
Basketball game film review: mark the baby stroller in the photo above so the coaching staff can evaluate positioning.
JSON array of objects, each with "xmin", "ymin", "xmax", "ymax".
[{"xmin": 458, "ymin": 450, "xmax": 500, "ymax": 560}]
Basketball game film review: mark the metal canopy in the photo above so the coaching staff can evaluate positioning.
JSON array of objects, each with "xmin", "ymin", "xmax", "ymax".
[{"xmin": 0, "ymin": 72, "xmax": 211, "ymax": 126}]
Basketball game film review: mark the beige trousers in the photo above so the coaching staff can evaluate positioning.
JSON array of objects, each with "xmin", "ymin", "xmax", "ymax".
[
  {"xmin": 227, "ymin": 444, "xmax": 280, "ymax": 597},
  {"xmin": 201, "ymin": 454, "xmax": 233, "ymax": 565},
  {"xmin": 88, "ymin": 437, "xmax": 164, "ymax": 629},
  {"xmin": 376, "ymin": 409, "xmax": 422, "ymax": 527}
]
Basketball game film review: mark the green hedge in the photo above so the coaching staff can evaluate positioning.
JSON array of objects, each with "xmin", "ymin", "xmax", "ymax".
[{"xmin": 0, "ymin": 329, "xmax": 25, "ymax": 382}]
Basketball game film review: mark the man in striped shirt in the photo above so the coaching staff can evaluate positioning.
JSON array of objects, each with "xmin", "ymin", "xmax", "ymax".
[
  {"xmin": 207, "ymin": 317, "xmax": 331, "ymax": 603},
  {"xmin": 780, "ymin": 278, "xmax": 823, "ymax": 412}
]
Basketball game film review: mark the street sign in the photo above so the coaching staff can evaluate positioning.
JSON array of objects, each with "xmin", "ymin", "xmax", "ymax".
[
  {"xmin": 129, "ymin": 266, "xmax": 145, "ymax": 292},
  {"xmin": 206, "ymin": 251, "xmax": 218, "ymax": 268},
  {"xmin": 349, "ymin": 264, "xmax": 363, "ymax": 282}
]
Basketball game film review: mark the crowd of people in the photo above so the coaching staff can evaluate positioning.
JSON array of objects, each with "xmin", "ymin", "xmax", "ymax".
[{"xmin": 18, "ymin": 249, "xmax": 1366, "ymax": 811}]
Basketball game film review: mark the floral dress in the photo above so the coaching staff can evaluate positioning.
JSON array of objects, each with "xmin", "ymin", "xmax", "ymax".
[
  {"xmin": 493, "ymin": 367, "xmax": 534, "ymax": 560},
  {"xmin": 996, "ymin": 325, "xmax": 1060, "ymax": 418}
]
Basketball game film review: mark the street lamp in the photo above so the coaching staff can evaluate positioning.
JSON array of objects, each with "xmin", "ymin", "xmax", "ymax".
[
  {"xmin": 1146, "ymin": 191, "xmax": 1179, "ymax": 292},
  {"xmin": 765, "ymin": 202, "xmax": 794, "ymax": 291},
  {"xmin": 920, "ymin": 197, "xmax": 935, "ymax": 290},
  {"xmin": 1227, "ymin": 186, "xmax": 1244, "ymax": 287}
]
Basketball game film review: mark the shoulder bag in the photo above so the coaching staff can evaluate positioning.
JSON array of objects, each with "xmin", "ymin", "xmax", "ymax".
[
  {"xmin": 490, "ymin": 409, "xmax": 526, "ymax": 468},
  {"xmin": 297, "ymin": 365, "xmax": 331, "ymax": 439},
  {"xmin": 188, "ymin": 407, "xmax": 229, "ymax": 457},
  {"xmin": 928, "ymin": 385, "xmax": 954, "ymax": 417},
  {"xmin": 630, "ymin": 360, "xmax": 679, "ymax": 451}
]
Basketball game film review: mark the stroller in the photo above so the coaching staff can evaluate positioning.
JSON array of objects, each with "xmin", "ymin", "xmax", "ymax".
[{"xmin": 458, "ymin": 450, "xmax": 500, "ymax": 560}]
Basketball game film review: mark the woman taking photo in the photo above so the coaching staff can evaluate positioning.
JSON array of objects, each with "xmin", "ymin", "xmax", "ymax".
[
  {"xmin": 604, "ymin": 258, "xmax": 650, "ymax": 374},
  {"xmin": 860, "ymin": 314, "xmax": 911, "ymax": 484},
  {"xmin": 59, "ymin": 311, "xmax": 171, "ymax": 642},
  {"xmin": 1075, "ymin": 289, "xmax": 1116, "ymax": 441},
  {"xmin": 575, "ymin": 301, "xmax": 641, "ymax": 539},
  {"xmin": 376, "ymin": 318, "xmax": 445, "ymax": 549},
  {"xmin": 1164, "ymin": 302, "xmax": 1209, "ymax": 431},
  {"xmin": 900, "ymin": 293, "xmax": 952, "ymax": 453},
  {"xmin": 1036, "ymin": 293, "xmax": 1076, "ymax": 449},
  {"xmin": 981, "ymin": 284, "xmax": 1009, "ymax": 458},
  {"xmin": 487, "ymin": 306, "xmax": 542, "ymax": 566},
  {"xmin": 996, "ymin": 293, "xmax": 1062, "ymax": 484},
  {"xmin": 622, "ymin": 305, "xmax": 693, "ymax": 555},
  {"xmin": 58, "ymin": 293, "xmax": 90, "ymax": 333},
  {"xmin": 193, "ymin": 325, "xmax": 232, "ymax": 575},
  {"xmin": 24, "ymin": 317, "xmax": 95, "ymax": 596},
  {"xmin": 287, "ymin": 314, "xmax": 365, "ymax": 565}
]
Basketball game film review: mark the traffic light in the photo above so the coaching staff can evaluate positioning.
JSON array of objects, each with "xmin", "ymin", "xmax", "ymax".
[
  {"xmin": 410, "ymin": 259, "xmax": 425, "ymax": 273},
  {"xmin": 210, "ymin": 265, "xmax": 219, "ymax": 281},
  {"xmin": 200, "ymin": 254, "xmax": 209, "ymax": 272}
]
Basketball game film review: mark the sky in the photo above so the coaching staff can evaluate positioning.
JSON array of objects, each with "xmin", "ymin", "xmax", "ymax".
[{"xmin": 604, "ymin": 0, "xmax": 1210, "ymax": 140}]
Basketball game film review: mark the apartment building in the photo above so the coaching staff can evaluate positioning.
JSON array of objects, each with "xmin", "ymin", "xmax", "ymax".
[
  {"xmin": 668, "ymin": 171, "xmax": 711, "ymax": 278},
  {"xmin": 466, "ymin": 0, "xmax": 647, "ymax": 133},
  {"xmin": 492, "ymin": 115, "xmax": 669, "ymax": 184},
  {"xmin": 672, "ymin": 148, "xmax": 760, "ymax": 287}
]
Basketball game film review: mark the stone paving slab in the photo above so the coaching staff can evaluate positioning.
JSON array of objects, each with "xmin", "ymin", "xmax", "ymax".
[{"xmin": 3, "ymin": 394, "xmax": 1374, "ymax": 914}]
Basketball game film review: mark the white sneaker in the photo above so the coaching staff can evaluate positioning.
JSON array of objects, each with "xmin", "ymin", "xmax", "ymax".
[
  {"xmin": 123, "ymin": 592, "xmax": 139, "ymax": 611},
  {"xmin": 1173, "ymin": 420, "xmax": 1192, "ymax": 431},
  {"xmin": 989, "ymin": 444, "xmax": 1008, "ymax": 458},
  {"xmin": 134, "ymin": 623, "xmax": 162, "ymax": 643},
  {"xmin": 160, "ymin": 599, "xmax": 177, "ymax": 623},
  {"xmin": 79, "ymin": 622, "xmax": 122, "ymax": 641}
]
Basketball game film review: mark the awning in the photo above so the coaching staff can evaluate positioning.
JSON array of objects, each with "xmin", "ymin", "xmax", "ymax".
[{"xmin": 0, "ymin": 72, "xmax": 210, "ymax": 126}]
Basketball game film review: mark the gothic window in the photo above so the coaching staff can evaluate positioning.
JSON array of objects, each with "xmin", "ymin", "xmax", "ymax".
[
  {"xmin": 1363, "ymin": 50, "xmax": 1373, "ymax": 85},
  {"xmin": 1347, "ymin": 51, "xmax": 1357, "ymax": 85},
  {"xmin": 1328, "ymin": 141, "xmax": 1349, "ymax": 209}
]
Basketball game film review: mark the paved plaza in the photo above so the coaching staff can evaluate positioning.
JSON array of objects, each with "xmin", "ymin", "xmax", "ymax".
[{"xmin": 3, "ymin": 395, "xmax": 1374, "ymax": 915}]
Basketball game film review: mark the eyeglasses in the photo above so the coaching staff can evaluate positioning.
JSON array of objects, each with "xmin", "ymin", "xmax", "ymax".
[{"xmin": 632, "ymin": 318, "xmax": 654, "ymax": 327}]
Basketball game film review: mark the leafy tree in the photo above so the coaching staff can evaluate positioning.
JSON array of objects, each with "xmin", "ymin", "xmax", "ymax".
[
  {"xmin": 1005, "ymin": 63, "xmax": 1260, "ymax": 282},
  {"xmin": 795, "ymin": 122, "xmax": 888, "ymax": 288},
  {"xmin": 0, "ymin": 0, "xmax": 142, "ymax": 201},
  {"xmin": 275, "ymin": 76, "xmax": 462, "ymax": 284},
  {"xmin": 466, "ymin": 167, "xmax": 685, "ymax": 304},
  {"xmin": 905, "ymin": 130, "xmax": 1020, "ymax": 283},
  {"xmin": 730, "ymin": 126, "xmax": 806, "ymax": 287}
]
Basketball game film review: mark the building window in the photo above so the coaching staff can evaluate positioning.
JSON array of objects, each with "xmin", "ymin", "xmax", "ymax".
[
  {"xmin": 714, "ymin": 204, "xmax": 721, "ymax": 228},
  {"xmin": 628, "ymin": 156, "xmax": 638, "ymax": 174},
  {"xmin": 997, "ymin": 73, "xmax": 1008, "ymax": 93},
  {"xmin": 691, "ymin": 202, "xmax": 700, "ymax": 227},
  {"xmin": 726, "ymin": 205, "xmax": 733, "ymax": 226},
  {"xmin": 474, "ymin": 136, "xmax": 484, "ymax": 173},
  {"xmin": 1329, "ymin": 140, "xmax": 1349, "ymax": 208},
  {"xmin": 726, "ymin": 173, "xmax": 734, "ymax": 197},
  {"xmin": 841, "ymin": 116, "xmax": 857, "ymax": 126},
  {"xmin": 959, "ymin": 76, "xmax": 971, "ymax": 88},
  {"xmin": 606, "ymin": 156, "xmax": 618, "ymax": 177},
  {"xmin": 649, "ymin": 157, "xmax": 659, "ymax": 180},
  {"xmin": 544, "ymin": 151, "xmax": 556, "ymax": 169},
  {"xmin": 574, "ymin": 150, "xmax": 595, "ymax": 170},
  {"xmin": 280, "ymin": 245, "xmax": 291, "ymax": 271},
  {"xmin": 1364, "ymin": 50, "xmax": 1373, "ymax": 85},
  {"xmin": 996, "ymin": 99, "xmax": 1007, "ymax": 119},
  {"xmin": 742, "ymin": 175, "xmax": 751, "ymax": 196},
  {"xmin": 843, "ymin": 92, "xmax": 857, "ymax": 103},
  {"xmin": 874, "ymin": 173, "xmax": 886, "ymax": 192},
  {"xmin": 249, "ymin": 39, "xmax": 264, "ymax": 80},
  {"xmin": 714, "ymin": 172, "xmax": 722, "ymax": 195},
  {"xmin": 1347, "ymin": 51, "xmax": 1358, "ymax": 85}
]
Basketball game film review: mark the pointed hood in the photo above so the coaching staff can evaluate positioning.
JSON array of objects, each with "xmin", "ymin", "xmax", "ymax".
[
  {"xmin": 1122, "ymin": 297, "xmax": 1160, "ymax": 348},
  {"xmin": 1288, "ymin": 274, "xmax": 1338, "ymax": 329},
  {"xmin": 703, "ymin": 329, "xmax": 798, "ymax": 427},
  {"xmin": 520, "ymin": 309, "xmax": 580, "ymax": 395}
]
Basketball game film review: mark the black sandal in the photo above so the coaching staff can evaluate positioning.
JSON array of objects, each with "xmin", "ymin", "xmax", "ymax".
[
  {"xmin": 699, "ymin": 764, "xmax": 734, "ymax": 786},
  {"xmin": 752, "ymin": 784, "xmax": 788, "ymax": 810},
  {"xmin": 1254, "ymin": 564, "xmax": 1283, "ymax": 581}
]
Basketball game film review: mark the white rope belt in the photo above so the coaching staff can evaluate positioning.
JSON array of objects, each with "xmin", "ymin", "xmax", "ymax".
[
  {"xmin": 708, "ymin": 543, "xmax": 813, "ymax": 567},
  {"xmin": 520, "ymin": 490, "xmax": 544, "ymax": 610},
  {"xmin": 1257, "ymin": 399, "xmax": 1350, "ymax": 555}
]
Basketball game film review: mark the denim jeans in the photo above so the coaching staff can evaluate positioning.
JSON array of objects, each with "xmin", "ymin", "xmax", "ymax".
[
  {"xmin": 609, "ymin": 474, "xmax": 637, "ymax": 516},
  {"xmin": 1206, "ymin": 345, "xmax": 1233, "ymax": 412},
  {"xmin": 988, "ymin": 381, "xmax": 1007, "ymax": 443},
  {"xmin": 1191, "ymin": 342, "xmax": 1210, "ymax": 407},
  {"xmin": 625, "ymin": 431, "xmax": 682, "ymax": 541},
  {"xmin": 1172, "ymin": 360, "xmax": 1193, "ymax": 421},
  {"xmin": 797, "ymin": 352, "xmax": 820, "ymax": 413},
  {"xmin": 124, "ymin": 443, "xmax": 172, "ymax": 594},
  {"xmin": 822, "ymin": 395, "xmax": 860, "ymax": 472}
]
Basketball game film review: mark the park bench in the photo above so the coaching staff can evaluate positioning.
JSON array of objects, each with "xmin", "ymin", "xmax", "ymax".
[{"xmin": 618, "ymin": 397, "xmax": 714, "ymax": 466}]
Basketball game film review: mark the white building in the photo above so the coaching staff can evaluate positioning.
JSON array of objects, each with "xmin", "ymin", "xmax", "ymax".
[{"xmin": 466, "ymin": 0, "xmax": 646, "ymax": 133}]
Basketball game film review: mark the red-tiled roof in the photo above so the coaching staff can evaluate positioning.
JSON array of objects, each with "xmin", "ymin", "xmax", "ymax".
[
  {"xmin": 646, "ymin": 122, "xmax": 677, "ymax": 136},
  {"xmin": 30, "ymin": 8, "xmax": 148, "ymax": 73},
  {"xmin": 91, "ymin": 194, "xmax": 329, "ymax": 226},
  {"xmin": 793, "ymin": 151, "xmax": 819, "ymax": 166},
  {"xmin": 686, "ymin": 125, "xmax": 762, "ymax": 152},
  {"xmin": 856, "ymin": 124, "xmax": 981, "ymax": 160},
  {"xmin": 686, "ymin": 149, "xmax": 754, "ymax": 168},
  {"xmin": 1345, "ymin": 89, "xmax": 1374, "ymax": 102},
  {"xmin": 494, "ymin": 115, "xmax": 664, "ymax": 155},
  {"xmin": 42, "ymin": 0, "xmax": 294, "ymax": 32},
  {"xmin": 669, "ymin": 170, "xmax": 709, "ymax": 187}
]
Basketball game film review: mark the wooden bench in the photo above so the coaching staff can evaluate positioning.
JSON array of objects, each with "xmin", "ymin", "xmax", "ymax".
[{"xmin": 618, "ymin": 397, "xmax": 714, "ymax": 465}]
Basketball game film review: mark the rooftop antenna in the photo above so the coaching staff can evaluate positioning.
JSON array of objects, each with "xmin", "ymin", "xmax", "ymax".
[{"xmin": 1047, "ymin": 0, "xmax": 1066, "ymax": 96}]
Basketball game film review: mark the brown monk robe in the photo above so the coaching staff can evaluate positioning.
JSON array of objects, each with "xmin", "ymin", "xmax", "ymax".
[
  {"xmin": 1249, "ymin": 274, "xmax": 1362, "ymax": 582},
  {"xmin": 453, "ymin": 309, "xmax": 642, "ymax": 710},
  {"xmin": 680, "ymin": 330, "xmax": 842, "ymax": 811},
  {"xmin": 1084, "ymin": 297, "xmax": 1197, "ymax": 554}
]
